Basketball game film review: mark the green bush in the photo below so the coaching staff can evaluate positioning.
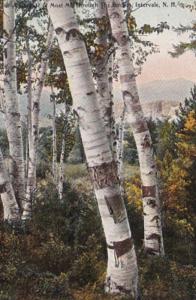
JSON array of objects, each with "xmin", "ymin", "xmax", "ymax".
[
  {"xmin": 0, "ymin": 182, "xmax": 105, "ymax": 299},
  {"xmin": 140, "ymin": 256, "xmax": 196, "ymax": 300}
]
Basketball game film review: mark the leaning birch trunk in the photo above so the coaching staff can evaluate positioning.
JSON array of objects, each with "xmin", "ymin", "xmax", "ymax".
[
  {"xmin": 47, "ymin": 0, "xmax": 139, "ymax": 297},
  {"xmin": 105, "ymin": 0, "xmax": 164, "ymax": 256},
  {"xmin": 22, "ymin": 23, "xmax": 54, "ymax": 220},
  {"xmin": 0, "ymin": 148, "xmax": 19, "ymax": 221},
  {"xmin": 58, "ymin": 103, "xmax": 67, "ymax": 201},
  {"xmin": 3, "ymin": 0, "xmax": 25, "ymax": 211},
  {"xmin": 51, "ymin": 87, "xmax": 57, "ymax": 184}
]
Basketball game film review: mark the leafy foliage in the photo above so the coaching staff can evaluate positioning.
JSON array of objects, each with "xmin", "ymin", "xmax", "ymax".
[
  {"xmin": 124, "ymin": 88, "xmax": 196, "ymax": 298},
  {"xmin": 0, "ymin": 179, "xmax": 105, "ymax": 299},
  {"xmin": 169, "ymin": 22, "xmax": 196, "ymax": 57}
]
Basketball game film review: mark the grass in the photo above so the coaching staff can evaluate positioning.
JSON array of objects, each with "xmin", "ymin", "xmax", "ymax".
[
  {"xmin": 65, "ymin": 162, "xmax": 139, "ymax": 181},
  {"xmin": 123, "ymin": 163, "xmax": 140, "ymax": 179},
  {"xmin": 65, "ymin": 163, "xmax": 88, "ymax": 180},
  {"xmin": 64, "ymin": 162, "xmax": 140, "ymax": 191},
  {"xmin": 63, "ymin": 162, "xmax": 140, "ymax": 196}
]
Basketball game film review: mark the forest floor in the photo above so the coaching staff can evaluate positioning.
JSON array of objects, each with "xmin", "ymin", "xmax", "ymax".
[{"xmin": 0, "ymin": 162, "xmax": 195, "ymax": 300}]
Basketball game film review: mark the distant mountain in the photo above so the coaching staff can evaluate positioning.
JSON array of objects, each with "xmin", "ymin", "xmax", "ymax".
[
  {"xmin": 0, "ymin": 78, "xmax": 195, "ymax": 128},
  {"xmin": 114, "ymin": 78, "xmax": 195, "ymax": 120},
  {"xmin": 114, "ymin": 78, "xmax": 195, "ymax": 103},
  {"xmin": 138, "ymin": 78, "xmax": 195, "ymax": 102}
]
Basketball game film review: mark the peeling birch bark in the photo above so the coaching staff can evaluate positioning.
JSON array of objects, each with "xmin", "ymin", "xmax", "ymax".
[
  {"xmin": 94, "ymin": 2, "xmax": 115, "ymax": 153},
  {"xmin": 22, "ymin": 22, "xmax": 54, "ymax": 220},
  {"xmin": 107, "ymin": 53, "xmax": 117, "ymax": 158},
  {"xmin": 3, "ymin": 0, "xmax": 25, "ymax": 211},
  {"xmin": 105, "ymin": 0, "xmax": 164, "ymax": 256},
  {"xmin": 117, "ymin": 107, "xmax": 125, "ymax": 181},
  {"xmin": 0, "ymin": 87, "xmax": 6, "ymax": 114},
  {"xmin": 47, "ymin": 0, "xmax": 139, "ymax": 297},
  {"xmin": 0, "ymin": 148, "xmax": 19, "ymax": 221}
]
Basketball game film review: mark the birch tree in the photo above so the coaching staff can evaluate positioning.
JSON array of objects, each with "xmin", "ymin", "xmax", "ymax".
[
  {"xmin": 47, "ymin": 0, "xmax": 139, "ymax": 297},
  {"xmin": 94, "ymin": 2, "xmax": 115, "ymax": 152},
  {"xmin": 104, "ymin": 0, "xmax": 164, "ymax": 256},
  {"xmin": 58, "ymin": 102, "xmax": 67, "ymax": 201},
  {"xmin": 22, "ymin": 22, "xmax": 54, "ymax": 220},
  {"xmin": 0, "ymin": 148, "xmax": 19, "ymax": 221},
  {"xmin": 51, "ymin": 86, "xmax": 57, "ymax": 183},
  {"xmin": 3, "ymin": 0, "xmax": 25, "ymax": 211},
  {"xmin": 117, "ymin": 106, "xmax": 126, "ymax": 181},
  {"xmin": 26, "ymin": 35, "xmax": 33, "ymax": 177}
]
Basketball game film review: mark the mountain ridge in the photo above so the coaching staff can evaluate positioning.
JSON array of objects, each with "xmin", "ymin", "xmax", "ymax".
[
  {"xmin": 138, "ymin": 78, "xmax": 195, "ymax": 102},
  {"xmin": 0, "ymin": 78, "xmax": 195, "ymax": 128}
]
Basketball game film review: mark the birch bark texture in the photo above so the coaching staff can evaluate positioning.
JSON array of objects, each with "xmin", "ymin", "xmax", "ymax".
[
  {"xmin": 58, "ymin": 103, "xmax": 67, "ymax": 201},
  {"xmin": 0, "ymin": 148, "xmax": 19, "ymax": 221},
  {"xmin": 3, "ymin": 0, "xmax": 25, "ymax": 211},
  {"xmin": 105, "ymin": 0, "xmax": 164, "ymax": 256},
  {"xmin": 51, "ymin": 87, "xmax": 58, "ymax": 184},
  {"xmin": 22, "ymin": 23, "xmax": 54, "ymax": 220},
  {"xmin": 117, "ymin": 107, "xmax": 125, "ymax": 181},
  {"xmin": 26, "ymin": 37, "xmax": 33, "ymax": 177},
  {"xmin": 94, "ymin": 2, "xmax": 115, "ymax": 153},
  {"xmin": 47, "ymin": 0, "xmax": 139, "ymax": 297}
]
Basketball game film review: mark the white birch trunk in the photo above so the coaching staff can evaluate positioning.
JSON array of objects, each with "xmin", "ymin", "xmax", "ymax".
[
  {"xmin": 58, "ymin": 135, "xmax": 65, "ymax": 201},
  {"xmin": 94, "ymin": 2, "xmax": 114, "ymax": 151},
  {"xmin": 0, "ymin": 88, "xmax": 6, "ymax": 114},
  {"xmin": 105, "ymin": 0, "xmax": 164, "ymax": 256},
  {"xmin": 51, "ymin": 87, "xmax": 57, "ymax": 184},
  {"xmin": 117, "ymin": 107, "xmax": 125, "ymax": 181},
  {"xmin": 48, "ymin": 1, "xmax": 138, "ymax": 297},
  {"xmin": 22, "ymin": 23, "xmax": 54, "ymax": 220},
  {"xmin": 25, "ymin": 116, "xmax": 29, "ymax": 178},
  {"xmin": 58, "ymin": 103, "xmax": 67, "ymax": 201},
  {"xmin": 108, "ymin": 54, "xmax": 118, "ymax": 161},
  {"xmin": 26, "ymin": 37, "xmax": 33, "ymax": 178},
  {"xmin": 3, "ymin": 0, "xmax": 25, "ymax": 212},
  {"xmin": 0, "ymin": 148, "xmax": 19, "ymax": 221}
]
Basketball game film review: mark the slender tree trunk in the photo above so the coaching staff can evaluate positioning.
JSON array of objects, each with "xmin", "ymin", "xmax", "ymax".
[
  {"xmin": 108, "ymin": 54, "xmax": 119, "ymax": 161},
  {"xmin": 58, "ymin": 103, "xmax": 67, "ymax": 201},
  {"xmin": 105, "ymin": 0, "xmax": 164, "ymax": 256},
  {"xmin": 22, "ymin": 37, "xmax": 36, "ymax": 219},
  {"xmin": 58, "ymin": 134, "xmax": 65, "ymax": 200},
  {"xmin": 48, "ymin": 1, "xmax": 139, "ymax": 297},
  {"xmin": 3, "ymin": 0, "xmax": 25, "ymax": 212},
  {"xmin": 94, "ymin": 4, "xmax": 114, "ymax": 151},
  {"xmin": 0, "ymin": 148, "xmax": 19, "ymax": 221},
  {"xmin": 25, "ymin": 116, "xmax": 29, "ymax": 178},
  {"xmin": 0, "ymin": 88, "xmax": 6, "ymax": 114},
  {"xmin": 22, "ymin": 22, "xmax": 54, "ymax": 220},
  {"xmin": 51, "ymin": 87, "xmax": 57, "ymax": 184},
  {"xmin": 26, "ymin": 37, "xmax": 33, "ymax": 180},
  {"xmin": 117, "ymin": 107, "xmax": 125, "ymax": 181}
]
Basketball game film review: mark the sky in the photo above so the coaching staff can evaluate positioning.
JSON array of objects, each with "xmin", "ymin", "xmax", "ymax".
[
  {"xmin": 30, "ymin": 0, "xmax": 195, "ymax": 86},
  {"xmin": 130, "ymin": 0, "xmax": 196, "ymax": 84}
]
